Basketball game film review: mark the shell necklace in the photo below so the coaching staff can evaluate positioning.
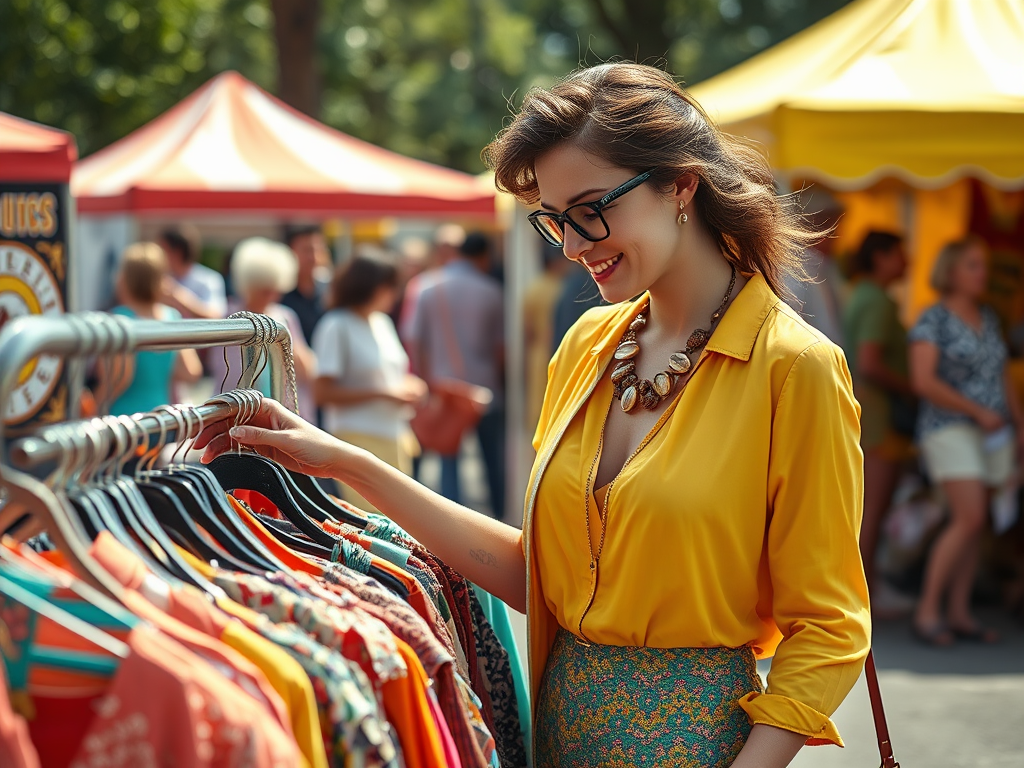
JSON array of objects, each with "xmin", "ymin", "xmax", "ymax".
[{"xmin": 611, "ymin": 264, "xmax": 737, "ymax": 412}]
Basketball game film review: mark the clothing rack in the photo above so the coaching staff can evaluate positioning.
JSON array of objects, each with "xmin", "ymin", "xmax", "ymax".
[
  {"xmin": 0, "ymin": 311, "xmax": 293, "ymax": 461},
  {"xmin": 0, "ymin": 314, "xmax": 532, "ymax": 768},
  {"xmin": 9, "ymin": 398, "xmax": 251, "ymax": 470}
]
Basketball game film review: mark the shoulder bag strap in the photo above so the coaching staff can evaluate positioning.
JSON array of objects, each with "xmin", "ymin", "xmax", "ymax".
[{"xmin": 865, "ymin": 651, "xmax": 899, "ymax": 768}]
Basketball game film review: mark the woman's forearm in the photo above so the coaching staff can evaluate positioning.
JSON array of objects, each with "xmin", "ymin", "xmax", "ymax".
[
  {"xmin": 731, "ymin": 724, "xmax": 806, "ymax": 768},
  {"xmin": 915, "ymin": 376, "xmax": 983, "ymax": 419},
  {"xmin": 340, "ymin": 449, "xmax": 527, "ymax": 611}
]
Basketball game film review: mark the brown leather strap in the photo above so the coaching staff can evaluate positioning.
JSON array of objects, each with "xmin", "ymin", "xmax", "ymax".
[{"xmin": 864, "ymin": 651, "xmax": 899, "ymax": 768}]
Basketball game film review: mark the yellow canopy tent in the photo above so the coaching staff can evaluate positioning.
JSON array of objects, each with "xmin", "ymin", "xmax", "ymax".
[{"xmin": 689, "ymin": 0, "xmax": 1024, "ymax": 321}]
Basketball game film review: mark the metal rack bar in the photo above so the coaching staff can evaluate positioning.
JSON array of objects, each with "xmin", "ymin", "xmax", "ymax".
[
  {"xmin": 0, "ymin": 312, "xmax": 290, "ymax": 458},
  {"xmin": 9, "ymin": 397, "xmax": 250, "ymax": 469}
]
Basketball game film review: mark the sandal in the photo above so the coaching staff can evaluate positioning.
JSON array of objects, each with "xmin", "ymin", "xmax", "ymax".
[
  {"xmin": 949, "ymin": 623, "xmax": 1000, "ymax": 644},
  {"xmin": 911, "ymin": 621, "xmax": 955, "ymax": 647}
]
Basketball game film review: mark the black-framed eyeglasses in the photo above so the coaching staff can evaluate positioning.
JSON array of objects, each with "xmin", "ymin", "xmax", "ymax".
[{"xmin": 528, "ymin": 170, "xmax": 652, "ymax": 247}]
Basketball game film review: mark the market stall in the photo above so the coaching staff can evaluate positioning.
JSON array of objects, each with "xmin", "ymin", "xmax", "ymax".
[
  {"xmin": 689, "ymin": 0, "xmax": 1024, "ymax": 322},
  {"xmin": 71, "ymin": 70, "xmax": 496, "ymax": 311},
  {"xmin": 0, "ymin": 111, "xmax": 78, "ymax": 433}
]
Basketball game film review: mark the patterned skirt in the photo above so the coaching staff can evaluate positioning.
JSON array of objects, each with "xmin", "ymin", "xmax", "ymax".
[{"xmin": 535, "ymin": 629, "xmax": 761, "ymax": 768}]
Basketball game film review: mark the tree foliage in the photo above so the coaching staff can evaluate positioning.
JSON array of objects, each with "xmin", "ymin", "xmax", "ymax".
[{"xmin": 1, "ymin": 0, "xmax": 851, "ymax": 171}]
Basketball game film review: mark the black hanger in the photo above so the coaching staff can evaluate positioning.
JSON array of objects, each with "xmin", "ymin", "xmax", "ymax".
[
  {"xmin": 136, "ymin": 406, "xmax": 280, "ymax": 571},
  {"xmin": 143, "ymin": 471, "xmax": 278, "ymax": 569},
  {"xmin": 67, "ymin": 492, "xmax": 103, "ymax": 541},
  {"xmin": 245, "ymin": 507, "xmax": 333, "ymax": 559},
  {"xmin": 137, "ymin": 482, "xmax": 262, "ymax": 575},
  {"xmin": 103, "ymin": 416, "xmax": 230, "ymax": 594},
  {"xmin": 89, "ymin": 482, "xmax": 179, "ymax": 581},
  {"xmin": 208, "ymin": 452, "xmax": 338, "ymax": 548},
  {"xmin": 165, "ymin": 404, "xmax": 301, "ymax": 571},
  {"xmin": 285, "ymin": 469, "xmax": 367, "ymax": 528}
]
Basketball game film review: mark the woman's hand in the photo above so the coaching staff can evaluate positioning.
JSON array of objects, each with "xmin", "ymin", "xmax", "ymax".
[
  {"xmin": 193, "ymin": 397, "xmax": 359, "ymax": 478},
  {"xmin": 973, "ymin": 406, "xmax": 1006, "ymax": 432}
]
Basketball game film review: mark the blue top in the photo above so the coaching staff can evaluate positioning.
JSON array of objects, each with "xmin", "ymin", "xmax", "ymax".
[
  {"xmin": 108, "ymin": 305, "xmax": 181, "ymax": 416},
  {"xmin": 908, "ymin": 303, "xmax": 1010, "ymax": 436}
]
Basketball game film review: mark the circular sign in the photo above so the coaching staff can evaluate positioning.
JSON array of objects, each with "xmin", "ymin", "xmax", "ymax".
[{"xmin": 0, "ymin": 241, "xmax": 64, "ymax": 424}]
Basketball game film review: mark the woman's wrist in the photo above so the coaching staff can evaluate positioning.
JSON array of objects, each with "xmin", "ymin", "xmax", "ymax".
[{"xmin": 331, "ymin": 440, "xmax": 383, "ymax": 489}]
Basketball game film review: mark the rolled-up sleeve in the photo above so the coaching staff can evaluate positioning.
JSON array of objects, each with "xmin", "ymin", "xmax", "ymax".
[{"xmin": 740, "ymin": 341, "xmax": 871, "ymax": 746}]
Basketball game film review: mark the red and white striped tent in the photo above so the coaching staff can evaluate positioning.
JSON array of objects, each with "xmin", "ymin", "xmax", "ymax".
[
  {"xmin": 0, "ymin": 112, "xmax": 77, "ymax": 183},
  {"xmin": 72, "ymin": 71, "xmax": 495, "ymax": 218}
]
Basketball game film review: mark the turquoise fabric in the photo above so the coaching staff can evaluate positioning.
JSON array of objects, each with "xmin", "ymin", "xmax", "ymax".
[
  {"xmin": 474, "ymin": 583, "xmax": 531, "ymax": 763},
  {"xmin": 108, "ymin": 306, "xmax": 181, "ymax": 416}
]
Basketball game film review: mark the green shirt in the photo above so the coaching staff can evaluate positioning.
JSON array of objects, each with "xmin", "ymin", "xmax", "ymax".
[{"xmin": 842, "ymin": 280, "xmax": 908, "ymax": 448}]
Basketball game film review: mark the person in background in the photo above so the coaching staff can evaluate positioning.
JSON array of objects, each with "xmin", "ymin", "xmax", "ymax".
[
  {"xmin": 409, "ymin": 231, "xmax": 506, "ymax": 520},
  {"xmin": 783, "ymin": 189, "xmax": 845, "ymax": 347},
  {"xmin": 523, "ymin": 244, "xmax": 567, "ymax": 430},
  {"xmin": 908, "ymin": 237, "xmax": 1021, "ymax": 646},
  {"xmin": 208, "ymin": 237, "xmax": 317, "ymax": 422},
  {"xmin": 159, "ymin": 224, "xmax": 227, "ymax": 319},
  {"xmin": 842, "ymin": 230, "xmax": 916, "ymax": 618},
  {"xmin": 99, "ymin": 242, "xmax": 203, "ymax": 415},
  {"xmin": 312, "ymin": 247, "xmax": 426, "ymax": 512},
  {"xmin": 390, "ymin": 236, "xmax": 430, "ymax": 329},
  {"xmin": 280, "ymin": 224, "xmax": 332, "ymax": 345},
  {"xmin": 398, "ymin": 223, "xmax": 465, "ymax": 347}
]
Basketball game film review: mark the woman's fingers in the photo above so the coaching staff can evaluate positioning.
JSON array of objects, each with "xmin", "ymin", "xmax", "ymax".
[
  {"xmin": 200, "ymin": 432, "xmax": 235, "ymax": 463},
  {"xmin": 193, "ymin": 421, "xmax": 230, "ymax": 450}
]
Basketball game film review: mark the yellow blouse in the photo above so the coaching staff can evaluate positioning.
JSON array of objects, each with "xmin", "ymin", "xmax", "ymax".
[{"xmin": 522, "ymin": 274, "xmax": 870, "ymax": 746}]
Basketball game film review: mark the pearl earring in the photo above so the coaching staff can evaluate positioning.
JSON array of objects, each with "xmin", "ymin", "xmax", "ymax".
[{"xmin": 677, "ymin": 200, "xmax": 688, "ymax": 225}]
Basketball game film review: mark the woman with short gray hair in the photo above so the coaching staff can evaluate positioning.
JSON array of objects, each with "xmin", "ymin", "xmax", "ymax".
[{"xmin": 908, "ymin": 236, "xmax": 1022, "ymax": 646}]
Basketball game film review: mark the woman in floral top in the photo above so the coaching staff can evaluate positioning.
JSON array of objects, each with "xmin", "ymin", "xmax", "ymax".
[{"xmin": 908, "ymin": 237, "xmax": 1023, "ymax": 646}]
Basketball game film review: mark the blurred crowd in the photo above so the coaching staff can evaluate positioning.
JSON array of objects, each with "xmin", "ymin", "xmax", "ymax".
[
  {"xmin": 781, "ymin": 212, "xmax": 1024, "ymax": 647},
  {"xmin": 94, "ymin": 222, "xmax": 508, "ymax": 523}
]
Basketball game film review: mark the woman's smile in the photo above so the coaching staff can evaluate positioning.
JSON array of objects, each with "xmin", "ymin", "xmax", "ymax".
[{"xmin": 582, "ymin": 253, "xmax": 624, "ymax": 283}]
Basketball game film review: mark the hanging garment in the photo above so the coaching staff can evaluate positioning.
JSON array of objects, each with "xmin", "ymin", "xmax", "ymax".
[
  {"xmin": 0, "ymin": 660, "xmax": 38, "ymax": 768},
  {"xmin": 472, "ymin": 586, "xmax": 529, "ymax": 763},
  {"xmin": 79, "ymin": 532, "xmax": 327, "ymax": 768},
  {"xmin": 323, "ymin": 565, "xmax": 490, "ymax": 768}
]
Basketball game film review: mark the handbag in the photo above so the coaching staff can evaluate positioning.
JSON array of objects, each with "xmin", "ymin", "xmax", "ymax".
[
  {"xmin": 866, "ymin": 650, "xmax": 900, "ymax": 767},
  {"xmin": 410, "ymin": 282, "xmax": 493, "ymax": 456}
]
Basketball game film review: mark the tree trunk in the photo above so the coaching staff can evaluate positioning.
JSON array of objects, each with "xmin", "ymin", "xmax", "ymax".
[
  {"xmin": 586, "ymin": 0, "xmax": 674, "ymax": 65},
  {"xmin": 270, "ymin": 0, "xmax": 321, "ymax": 117}
]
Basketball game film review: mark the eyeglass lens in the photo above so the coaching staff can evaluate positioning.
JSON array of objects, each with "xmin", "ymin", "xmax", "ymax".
[{"xmin": 533, "ymin": 205, "xmax": 608, "ymax": 246}]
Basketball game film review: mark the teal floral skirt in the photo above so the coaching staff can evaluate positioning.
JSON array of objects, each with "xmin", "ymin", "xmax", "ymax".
[{"xmin": 535, "ymin": 629, "xmax": 761, "ymax": 767}]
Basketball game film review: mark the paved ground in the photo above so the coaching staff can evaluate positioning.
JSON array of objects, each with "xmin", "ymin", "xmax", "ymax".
[{"xmin": 788, "ymin": 608, "xmax": 1024, "ymax": 768}]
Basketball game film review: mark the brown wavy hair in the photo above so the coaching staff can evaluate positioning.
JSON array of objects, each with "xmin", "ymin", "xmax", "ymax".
[{"xmin": 482, "ymin": 62, "xmax": 820, "ymax": 298}]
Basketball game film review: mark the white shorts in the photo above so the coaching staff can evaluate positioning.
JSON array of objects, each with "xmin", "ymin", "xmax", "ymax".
[{"xmin": 919, "ymin": 423, "xmax": 1016, "ymax": 487}]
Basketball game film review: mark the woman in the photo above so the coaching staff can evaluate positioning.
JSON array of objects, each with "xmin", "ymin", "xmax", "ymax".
[
  {"xmin": 100, "ymin": 242, "xmax": 202, "ymax": 415},
  {"xmin": 311, "ymin": 247, "xmax": 426, "ymax": 513},
  {"xmin": 908, "ymin": 237, "xmax": 1021, "ymax": 646},
  {"xmin": 209, "ymin": 237, "xmax": 317, "ymax": 421},
  {"xmin": 197, "ymin": 63, "xmax": 869, "ymax": 767},
  {"xmin": 842, "ymin": 231, "xmax": 917, "ymax": 617}
]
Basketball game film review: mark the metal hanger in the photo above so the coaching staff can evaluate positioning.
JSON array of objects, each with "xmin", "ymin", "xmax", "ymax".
[
  {"xmin": 166, "ymin": 400, "xmax": 290, "ymax": 571},
  {"xmin": 133, "ymin": 407, "xmax": 262, "ymax": 574},
  {"xmin": 208, "ymin": 323, "xmax": 339, "ymax": 549}
]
